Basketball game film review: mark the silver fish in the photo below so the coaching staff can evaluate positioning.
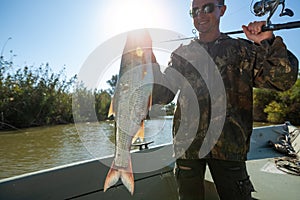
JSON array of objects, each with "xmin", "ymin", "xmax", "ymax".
[{"xmin": 104, "ymin": 29, "xmax": 155, "ymax": 195}]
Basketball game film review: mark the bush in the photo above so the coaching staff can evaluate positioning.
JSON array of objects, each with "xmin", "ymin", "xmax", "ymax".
[
  {"xmin": 264, "ymin": 101, "xmax": 286, "ymax": 123},
  {"xmin": 254, "ymin": 77, "xmax": 300, "ymax": 125},
  {"xmin": 253, "ymin": 88, "xmax": 278, "ymax": 121},
  {"xmin": 0, "ymin": 62, "xmax": 76, "ymax": 129}
]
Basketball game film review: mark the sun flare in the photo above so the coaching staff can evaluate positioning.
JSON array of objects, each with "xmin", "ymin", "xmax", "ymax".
[
  {"xmin": 98, "ymin": 0, "xmax": 173, "ymax": 90},
  {"xmin": 103, "ymin": 0, "xmax": 169, "ymax": 34}
]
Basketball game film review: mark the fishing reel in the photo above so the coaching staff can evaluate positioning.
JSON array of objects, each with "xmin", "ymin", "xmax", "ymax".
[{"xmin": 253, "ymin": 0, "xmax": 294, "ymax": 27}]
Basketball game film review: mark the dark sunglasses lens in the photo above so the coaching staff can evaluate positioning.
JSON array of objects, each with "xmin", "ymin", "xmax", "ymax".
[
  {"xmin": 203, "ymin": 3, "xmax": 215, "ymax": 14},
  {"xmin": 190, "ymin": 7, "xmax": 198, "ymax": 18},
  {"xmin": 190, "ymin": 3, "xmax": 216, "ymax": 17}
]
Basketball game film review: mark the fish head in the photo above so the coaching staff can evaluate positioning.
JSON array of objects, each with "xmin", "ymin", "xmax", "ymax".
[{"xmin": 123, "ymin": 29, "xmax": 153, "ymax": 62}]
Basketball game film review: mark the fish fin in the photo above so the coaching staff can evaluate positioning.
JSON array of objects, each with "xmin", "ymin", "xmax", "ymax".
[
  {"xmin": 103, "ymin": 161, "xmax": 120, "ymax": 192},
  {"xmin": 147, "ymin": 93, "xmax": 152, "ymax": 110},
  {"xmin": 132, "ymin": 121, "xmax": 145, "ymax": 143},
  {"xmin": 104, "ymin": 159, "xmax": 135, "ymax": 195},
  {"xmin": 108, "ymin": 98, "xmax": 115, "ymax": 117},
  {"xmin": 120, "ymin": 158, "xmax": 134, "ymax": 195}
]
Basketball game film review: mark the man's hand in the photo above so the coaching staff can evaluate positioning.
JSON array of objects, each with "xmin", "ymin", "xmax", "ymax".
[{"xmin": 242, "ymin": 21, "xmax": 274, "ymax": 44}]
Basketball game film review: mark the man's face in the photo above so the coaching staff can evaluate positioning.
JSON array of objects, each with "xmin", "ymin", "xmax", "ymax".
[{"xmin": 191, "ymin": 0, "xmax": 225, "ymax": 34}]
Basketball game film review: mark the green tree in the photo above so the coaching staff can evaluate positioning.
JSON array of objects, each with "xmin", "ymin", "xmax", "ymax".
[
  {"xmin": 281, "ymin": 78, "xmax": 300, "ymax": 125},
  {"xmin": 1, "ymin": 62, "xmax": 76, "ymax": 129},
  {"xmin": 106, "ymin": 74, "xmax": 118, "ymax": 95},
  {"xmin": 259, "ymin": 77, "xmax": 300, "ymax": 125},
  {"xmin": 72, "ymin": 83, "xmax": 96, "ymax": 123},
  {"xmin": 253, "ymin": 88, "xmax": 278, "ymax": 122},
  {"xmin": 264, "ymin": 101, "xmax": 286, "ymax": 123},
  {"xmin": 94, "ymin": 90, "xmax": 111, "ymax": 121}
]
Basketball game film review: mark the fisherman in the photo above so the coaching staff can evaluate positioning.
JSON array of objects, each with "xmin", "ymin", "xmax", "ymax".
[{"xmin": 152, "ymin": 0, "xmax": 299, "ymax": 199}]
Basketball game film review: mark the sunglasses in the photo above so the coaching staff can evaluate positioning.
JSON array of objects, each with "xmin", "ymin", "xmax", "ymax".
[{"xmin": 190, "ymin": 3, "xmax": 223, "ymax": 17}]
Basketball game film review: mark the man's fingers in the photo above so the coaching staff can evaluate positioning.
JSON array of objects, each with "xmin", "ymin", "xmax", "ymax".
[{"xmin": 242, "ymin": 25, "xmax": 251, "ymax": 36}]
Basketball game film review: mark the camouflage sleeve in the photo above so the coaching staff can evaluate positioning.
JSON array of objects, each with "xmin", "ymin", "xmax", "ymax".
[
  {"xmin": 253, "ymin": 36, "xmax": 299, "ymax": 91},
  {"xmin": 152, "ymin": 53, "xmax": 180, "ymax": 105}
]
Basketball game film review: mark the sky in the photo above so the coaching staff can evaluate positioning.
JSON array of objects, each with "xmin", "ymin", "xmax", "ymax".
[{"xmin": 1, "ymin": 0, "xmax": 300, "ymax": 89}]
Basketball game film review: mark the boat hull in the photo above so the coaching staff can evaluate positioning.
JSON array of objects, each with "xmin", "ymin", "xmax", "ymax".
[{"xmin": 1, "ymin": 124, "xmax": 299, "ymax": 199}]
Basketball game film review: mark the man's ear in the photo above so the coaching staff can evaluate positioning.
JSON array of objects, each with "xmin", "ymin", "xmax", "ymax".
[{"xmin": 220, "ymin": 5, "xmax": 227, "ymax": 17}]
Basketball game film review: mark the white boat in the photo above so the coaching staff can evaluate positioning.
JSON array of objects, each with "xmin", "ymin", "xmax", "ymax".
[{"xmin": 0, "ymin": 123, "xmax": 299, "ymax": 200}]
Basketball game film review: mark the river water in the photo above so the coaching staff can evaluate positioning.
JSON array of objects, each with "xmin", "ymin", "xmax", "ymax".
[{"xmin": 0, "ymin": 117, "xmax": 173, "ymax": 180}]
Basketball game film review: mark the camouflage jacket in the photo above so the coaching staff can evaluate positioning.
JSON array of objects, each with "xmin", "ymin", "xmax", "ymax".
[{"xmin": 152, "ymin": 33, "xmax": 298, "ymax": 161}]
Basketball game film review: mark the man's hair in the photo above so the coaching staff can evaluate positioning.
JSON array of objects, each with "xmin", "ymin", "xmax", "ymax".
[
  {"xmin": 218, "ymin": 0, "xmax": 225, "ymax": 5},
  {"xmin": 191, "ymin": 0, "xmax": 225, "ymax": 5},
  {"xmin": 190, "ymin": 0, "xmax": 225, "ymax": 8}
]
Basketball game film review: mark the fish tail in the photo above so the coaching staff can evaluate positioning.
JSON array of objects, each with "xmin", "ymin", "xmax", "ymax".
[
  {"xmin": 103, "ymin": 161, "xmax": 120, "ymax": 192},
  {"xmin": 120, "ymin": 161, "xmax": 134, "ymax": 195},
  {"xmin": 104, "ymin": 158, "xmax": 134, "ymax": 195}
]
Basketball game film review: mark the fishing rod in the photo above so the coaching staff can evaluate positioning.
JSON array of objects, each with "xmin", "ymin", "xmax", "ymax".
[
  {"xmin": 161, "ymin": 0, "xmax": 299, "ymax": 42},
  {"xmin": 226, "ymin": 0, "xmax": 300, "ymax": 35},
  {"xmin": 226, "ymin": 20, "xmax": 300, "ymax": 35}
]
